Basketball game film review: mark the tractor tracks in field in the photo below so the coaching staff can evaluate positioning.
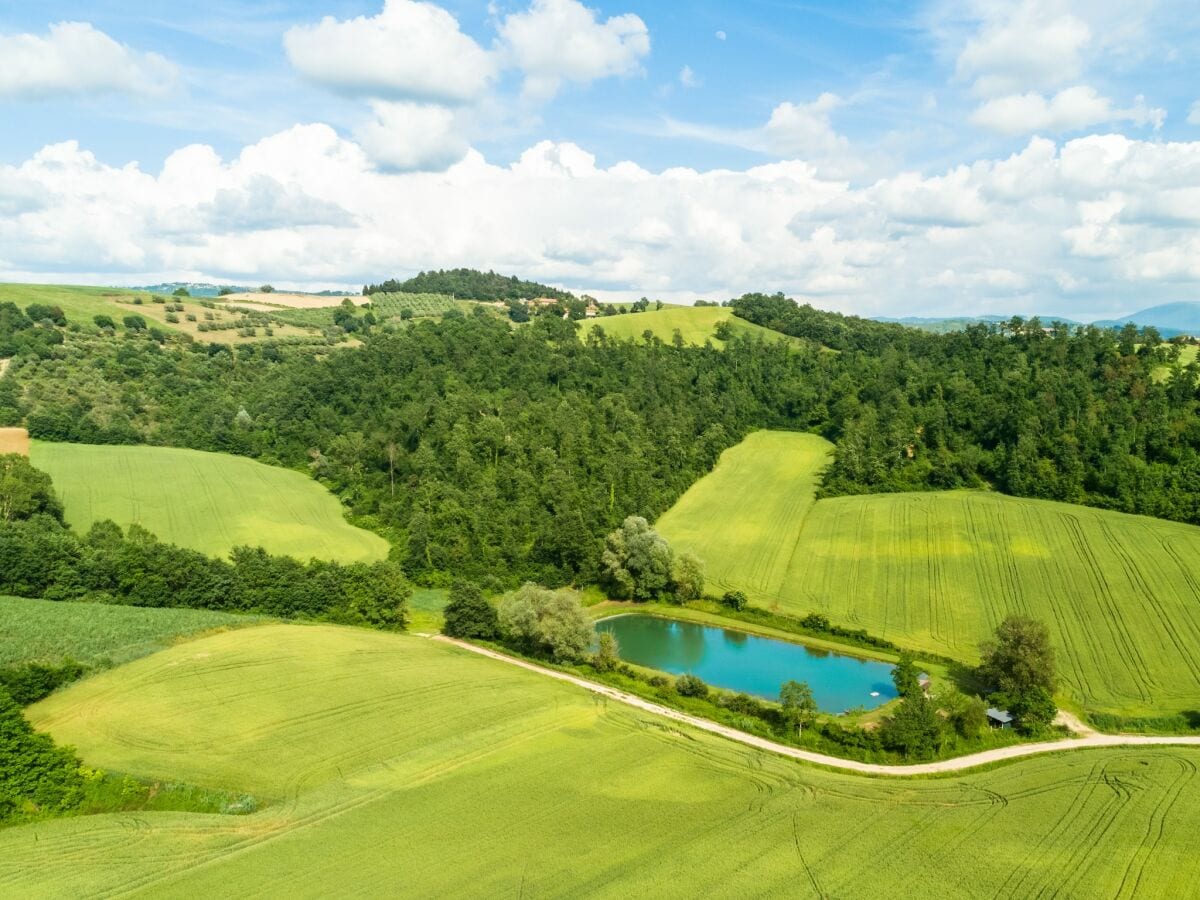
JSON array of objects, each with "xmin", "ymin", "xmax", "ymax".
[{"xmin": 432, "ymin": 636, "xmax": 1200, "ymax": 778}]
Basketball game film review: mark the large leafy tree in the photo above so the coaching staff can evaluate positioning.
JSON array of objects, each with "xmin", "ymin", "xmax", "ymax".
[
  {"xmin": 602, "ymin": 516, "xmax": 674, "ymax": 600},
  {"xmin": 0, "ymin": 454, "xmax": 63, "ymax": 523}
]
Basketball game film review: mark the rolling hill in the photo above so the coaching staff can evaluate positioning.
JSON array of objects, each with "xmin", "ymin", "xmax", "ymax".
[
  {"xmin": 5, "ymin": 622, "xmax": 1200, "ymax": 897},
  {"xmin": 657, "ymin": 431, "xmax": 1200, "ymax": 717},
  {"xmin": 29, "ymin": 442, "xmax": 389, "ymax": 563}
]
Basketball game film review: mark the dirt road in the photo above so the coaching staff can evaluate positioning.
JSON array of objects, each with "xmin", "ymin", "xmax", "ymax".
[{"xmin": 433, "ymin": 636, "xmax": 1200, "ymax": 777}]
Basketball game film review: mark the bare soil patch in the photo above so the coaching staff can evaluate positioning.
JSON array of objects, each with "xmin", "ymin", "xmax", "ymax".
[{"xmin": 0, "ymin": 427, "xmax": 31, "ymax": 456}]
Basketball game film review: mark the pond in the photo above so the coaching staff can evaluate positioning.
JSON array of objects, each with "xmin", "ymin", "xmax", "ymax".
[{"xmin": 595, "ymin": 615, "xmax": 898, "ymax": 713}]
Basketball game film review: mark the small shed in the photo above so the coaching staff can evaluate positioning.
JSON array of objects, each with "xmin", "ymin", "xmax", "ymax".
[
  {"xmin": 917, "ymin": 673, "xmax": 932, "ymax": 696},
  {"xmin": 986, "ymin": 707, "xmax": 1014, "ymax": 729}
]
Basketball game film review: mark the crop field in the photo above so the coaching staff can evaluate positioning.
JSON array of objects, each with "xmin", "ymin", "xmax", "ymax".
[
  {"xmin": 656, "ymin": 431, "xmax": 833, "ymax": 597},
  {"xmin": 2, "ymin": 623, "xmax": 1200, "ymax": 897},
  {"xmin": 658, "ymin": 431, "xmax": 1200, "ymax": 717},
  {"xmin": 368, "ymin": 292, "xmax": 468, "ymax": 319},
  {"xmin": 0, "ymin": 426, "xmax": 30, "ymax": 455},
  {"xmin": 581, "ymin": 305, "xmax": 803, "ymax": 348},
  {"xmin": 0, "ymin": 595, "xmax": 260, "ymax": 668},
  {"xmin": 29, "ymin": 441, "xmax": 389, "ymax": 563},
  {"xmin": 220, "ymin": 292, "xmax": 361, "ymax": 309}
]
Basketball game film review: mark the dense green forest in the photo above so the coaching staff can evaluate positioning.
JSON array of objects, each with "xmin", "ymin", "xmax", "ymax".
[
  {"xmin": 363, "ymin": 268, "xmax": 577, "ymax": 302},
  {"xmin": 3, "ymin": 292, "xmax": 1199, "ymax": 587}
]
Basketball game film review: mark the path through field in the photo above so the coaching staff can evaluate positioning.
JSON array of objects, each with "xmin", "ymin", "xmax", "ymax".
[
  {"xmin": 7, "ymin": 624, "xmax": 1200, "ymax": 897},
  {"xmin": 436, "ymin": 636, "xmax": 1200, "ymax": 776}
]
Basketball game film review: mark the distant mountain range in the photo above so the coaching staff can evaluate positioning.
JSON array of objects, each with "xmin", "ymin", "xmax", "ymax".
[{"xmin": 877, "ymin": 302, "xmax": 1200, "ymax": 337}]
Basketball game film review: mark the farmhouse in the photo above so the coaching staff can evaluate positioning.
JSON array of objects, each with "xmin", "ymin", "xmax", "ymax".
[{"xmin": 986, "ymin": 707, "xmax": 1013, "ymax": 729}]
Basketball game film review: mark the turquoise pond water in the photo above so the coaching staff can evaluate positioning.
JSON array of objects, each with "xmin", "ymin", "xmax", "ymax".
[{"xmin": 595, "ymin": 615, "xmax": 898, "ymax": 713}]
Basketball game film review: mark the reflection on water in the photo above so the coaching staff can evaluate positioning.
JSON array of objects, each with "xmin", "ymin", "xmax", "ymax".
[{"xmin": 596, "ymin": 615, "xmax": 897, "ymax": 713}]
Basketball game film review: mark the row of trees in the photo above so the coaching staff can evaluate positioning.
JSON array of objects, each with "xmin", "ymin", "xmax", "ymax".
[{"xmin": 363, "ymin": 269, "xmax": 576, "ymax": 302}]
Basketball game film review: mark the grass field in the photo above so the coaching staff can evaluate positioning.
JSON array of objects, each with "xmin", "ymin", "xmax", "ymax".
[
  {"xmin": 0, "ymin": 595, "xmax": 260, "ymax": 668},
  {"xmin": 29, "ymin": 441, "xmax": 389, "ymax": 563},
  {"xmin": 656, "ymin": 431, "xmax": 832, "ymax": 597},
  {"xmin": 581, "ymin": 305, "xmax": 802, "ymax": 348},
  {"xmin": 3, "ymin": 623, "xmax": 1200, "ymax": 897},
  {"xmin": 658, "ymin": 431, "xmax": 1200, "ymax": 717}
]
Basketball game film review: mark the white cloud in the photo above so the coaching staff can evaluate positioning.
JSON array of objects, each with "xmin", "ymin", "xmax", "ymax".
[
  {"xmin": 356, "ymin": 101, "xmax": 470, "ymax": 171},
  {"xmin": 762, "ymin": 94, "xmax": 848, "ymax": 159},
  {"xmin": 0, "ymin": 21, "xmax": 177, "ymax": 100},
  {"xmin": 956, "ymin": 4, "xmax": 1091, "ymax": 97},
  {"xmin": 970, "ymin": 86, "xmax": 1165, "ymax": 135},
  {"xmin": 498, "ymin": 0, "xmax": 650, "ymax": 100},
  {"xmin": 284, "ymin": 0, "xmax": 495, "ymax": 103},
  {"xmin": 679, "ymin": 66, "xmax": 700, "ymax": 89},
  {"xmin": 7, "ymin": 129, "xmax": 1200, "ymax": 318}
]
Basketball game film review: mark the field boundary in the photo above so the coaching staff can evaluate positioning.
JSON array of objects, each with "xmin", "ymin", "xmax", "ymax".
[{"xmin": 433, "ymin": 635, "xmax": 1200, "ymax": 777}]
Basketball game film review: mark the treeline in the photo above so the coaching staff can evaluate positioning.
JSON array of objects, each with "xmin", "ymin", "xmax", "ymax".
[
  {"xmin": 0, "ymin": 301, "xmax": 66, "ymax": 361},
  {"xmin": 0, "ymin": 455, "xmax": 410, "ymax": 626},
  {"xmin": 363, "ymin": 268, "xmax": 576, "ymax": 302},
  {"xmin": 732, "ymin": 292, "xmax": 1200, "ymax": 522}
]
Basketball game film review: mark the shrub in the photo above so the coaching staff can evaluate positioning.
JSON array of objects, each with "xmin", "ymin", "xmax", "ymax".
[
  {"xmin": 442, "ymin": 581, "xmax": 499, "ymax": 640},
  {"xmin": 675, "ymin": 674, "xmax": 709, "ymax": 698},
  {"xmin": 592, "ymin": 631, "xmax": 620, "ymax": 672},
  {"xmin": 93, "ymin": 314, "xmax": 115, "ymax": 330},
  {"xmin": 0, "ymin": 660, "xmax": 85, "ymax": 706},
  {"xmin": 497, "ymin": 583, "xmax": 594, "ymax": 662},
  {"xmin": 721, "ymin": 590, "xmax": 748, "ymax": 611},
  {"xmin": 122, "ymin": 315, "xmax": 147, "ymax": 331},
  {"xmin": 801, "ymin": 613, "xmax": 830, "ymax": 631}
]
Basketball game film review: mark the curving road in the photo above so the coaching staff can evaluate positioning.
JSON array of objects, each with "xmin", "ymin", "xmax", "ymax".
[{"xmin": 433, "ymin": 635, "xmax": 1200, "ymax": 777}]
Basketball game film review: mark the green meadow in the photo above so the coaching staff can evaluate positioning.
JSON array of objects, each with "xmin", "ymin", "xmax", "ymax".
[
  {"xmin": 582, "ymin": 305, "xmax": 800, "ymax": 347},
  {"xmin": 30, "ymin": 441, "xmax": 390, "ymax": 563},
  {"xmin": 0, "ymin": 595, "xmax": 260, "ymax": 668},
  {"xmin": 3, "ymin": 623, "xmax": 1199, "ymax": 898},
  {"xmin": 658, "ymin": 431, "xmax": 1200, "ymax": 717}
]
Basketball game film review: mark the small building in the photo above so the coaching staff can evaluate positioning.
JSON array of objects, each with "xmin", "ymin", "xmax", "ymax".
[
  {"xmin": 986, "ymin": 707, "xmax": 1014, "ymax": 729},
  {"xmin": 918, "ymin": 672, "xmax": 931, "ymax": 696}
]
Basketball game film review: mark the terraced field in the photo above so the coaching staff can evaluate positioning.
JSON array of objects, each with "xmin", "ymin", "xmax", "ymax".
[
  {"xmin": 0, "ymin": 595, "xmax": 259, "ymax": 668},
  {"xmin": 658, "ymin": 431, "xmax": 1200, "ymax": 717},
  {"xmin": 582, "ymin": 305, "xmax": 802, "ymax": 348},
  {"xmin": 4, "ymin": 624, "xmax": 1200, "ymax": 897},
  {"xmin": 29, "ymin": 442, "xmax": 389, "ymax": 563},
  {"xmin": 655, "ymin": 431, "xmax": 833, "ymax": 596}
]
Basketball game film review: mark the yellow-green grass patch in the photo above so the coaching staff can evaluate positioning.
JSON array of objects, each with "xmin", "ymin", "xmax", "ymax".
[
  {"xmin": 6, "ymin": 624, "xmax": 1200, "ymax": 897},
  {"xmin": 656, "ymin": 431, "xmax": 833, "ymax": 597},
  {"xmin": 582, "ymin": 305, "xmax": 803, "ymax": 348},
  {"xmin": 30, "ymin": 441, "xmax": 389, "ymax": 563}
]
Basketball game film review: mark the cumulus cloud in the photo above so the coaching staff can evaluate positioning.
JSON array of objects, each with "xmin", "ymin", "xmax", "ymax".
[
  {"xmin": 956, "ymin": 4, "xmax": 1090, "ymax": 97},
  {"xmin": 356, "ymin": 101, "xmax": 471, "ymax": 171},
  {"xmin": 971, "ymin": 86, "xmax": 1166, "ymax": 135},
  {"xmin": 0, "ymin": 21, "xmax": 177, "ymax": 100},
  {"xmin": 5, "ymin": 128, "xmax": 1200, "ymax": 317},
  {"xmin": 498, "ymin": 0, "xmax": 650, "ymax": 100},
  {"xmin": 284, "ymin": 0, "xmax": 495, "ymax": 103},
  {"xmin": 762, "ymin": 94, "xmax": 848, "ymax": 159}
]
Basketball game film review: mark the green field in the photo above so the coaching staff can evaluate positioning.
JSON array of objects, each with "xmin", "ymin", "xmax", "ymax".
[
  {"xmin": 0, "ymin": 596, "xmax": 260, "ymax": 668},
  {"xmin": 29, "ymin": 442, "xmax": 389, "ymax": 563},
  {"xmin": 656, "ymin": 431, "xmax": 832, "ymax": 597},
  {"xmin": 658, "ymin": 431, "xmax": 1200, "ymax": 717},
  {"xmin": 369, "ymin": 292, "xmax": 470, "ymax": 319},
  {"xmin": 3, "ymin": 623, "xmax": 1200, "ymax": 897},
  {"xmin": 582, "ymin": 305, "xmax": 802, "ymax": 348}
]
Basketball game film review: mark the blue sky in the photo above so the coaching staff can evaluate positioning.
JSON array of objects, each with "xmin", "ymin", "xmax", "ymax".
[{"xmin": 1, "ymin": 1, "xmax": 1199, "ymax": 316}]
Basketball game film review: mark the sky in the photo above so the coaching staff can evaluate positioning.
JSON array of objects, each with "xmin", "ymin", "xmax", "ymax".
[{"xmin": 1, "ymin": 0, "xmax": 1199, "ymax": 318}]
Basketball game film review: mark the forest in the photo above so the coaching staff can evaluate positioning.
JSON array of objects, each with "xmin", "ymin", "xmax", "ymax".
[
  {"xmin": 363, "ymin": 268, "xmax": 577, "ymax": 302},
  {"xmin": 3, "ymin": 293, "xmax": 1199, "ymax": 588}
]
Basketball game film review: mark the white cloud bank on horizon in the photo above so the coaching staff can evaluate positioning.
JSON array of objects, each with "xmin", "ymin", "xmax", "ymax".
[
  {"xmin": 0, "ymin": 21, "xmax": 178, "ymax": 100},
  {"xmin": 2, "ymin": 126, "xmax": 1200, "ymax": 318}
]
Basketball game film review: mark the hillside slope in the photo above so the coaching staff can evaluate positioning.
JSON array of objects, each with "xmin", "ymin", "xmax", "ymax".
[
  {"xmin": 30, "ymin": 442, "xmax": 389, "ymax": 563},
  {"xmin": 658, "ymin": 431, "xmax": 1200, "ymax": 716},
  {"xmin": 582, "ymin": 305, "xmax": 802, "ymax": 348}
]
